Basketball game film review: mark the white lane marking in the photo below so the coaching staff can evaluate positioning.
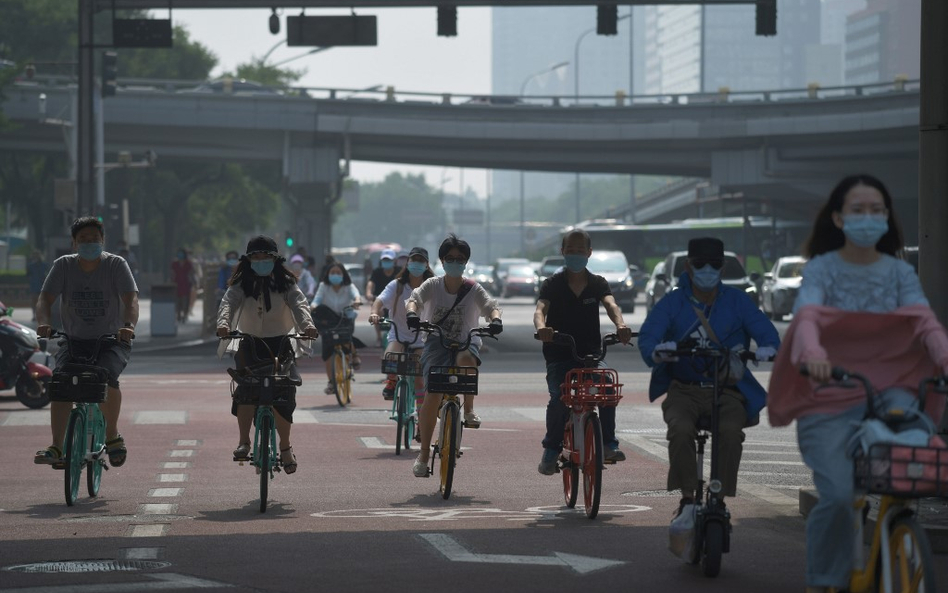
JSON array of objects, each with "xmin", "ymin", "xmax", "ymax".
[
  {"xmin": 161, "ymin": 462, "xmax": 190, "ymax": 469},
  {"xmin": 1, "ymin": 412, "xmax": 49, "ymax": 426},
  {"xmin": 122, "ymin": 548, "xmax": 160, "ymax": 560},
  {"xmin": 359, "ymin": 436, "xmax": 471, "ymax": 451},
  {"xmin": 148, "ymin": 488, "xmax": 183, "ymax": 497},
  {"xmin": 134, "ymin": 411, "xmax": 187, "ymax": 425},
  {"xmin": 174, "ymin": 440, "xmax": 200, "ymax": 446},
  {"xmin": 511, "ymin": 407, "xmax": 546, "ymax": 422},
  {"xmin": 313, "ymin": 505, "xmax": 648, "ymax": 522},
  {"xmin": 292, "ymin": 410, "xmax": 320, "ymax": 424},
  {"xmin": 168, "ymin": 450, "xmax": 194, "ymax": 457},
  {"xmin": 419, "ymin": 533, "xmax": 624, "ymax": 575},
  {"xmin": 128, "ymin": 524, "xmax": 167, "ymax": 538},
  {"xmin": 157, "ymin": 474, "xmax": 187, "ymax": 483},
  {"xmin": 0, "ymin": 572, "xmax": 232, "ymax": 592},
  {"xmin": 139, "ymin": 504, "xmax": 177, "ymax": 515}
]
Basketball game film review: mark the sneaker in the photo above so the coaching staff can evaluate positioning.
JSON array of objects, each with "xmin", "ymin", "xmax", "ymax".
[
  {"xmin": 412, "ymin": 454, "xmax": 428, "ymax": 477},
  {"xmin": 324, "ymin": 381, "xmax": 336, "ymax": 395},
  {"xmin": 382, "ymin": 377, "xmax": 396, "ymax": 401},
  {"xmin": 463, "ymin": 412, "xmax": 481, "ymax": 428},
  {"xmin": 604, "ymin": 443, "xmax": 626, "ymax": 462},
  {"xmin": 537, "ymin": 448, "xmax": 559, "ymax": 475}
]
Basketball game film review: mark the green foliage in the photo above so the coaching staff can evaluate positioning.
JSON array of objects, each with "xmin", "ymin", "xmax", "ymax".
[
  {"xmin": 334, "ymin": 173, "xmax": 442, "ymax": 248},
  {"xmin": 491, "ymin": 176, "xmax": 634, "ymax": 224},
  {"xmin": 227, "ymin": 58, "xmax": 304, "ymax": 89},
  {"xmin": 117, "ymin": 26, "xmax": 217, "ymax": 80}
]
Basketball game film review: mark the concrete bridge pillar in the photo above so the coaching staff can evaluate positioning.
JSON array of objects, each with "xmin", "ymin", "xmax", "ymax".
[{"xmin": 285, "ymin": 145, "xmax": 341, "ymax": 263}]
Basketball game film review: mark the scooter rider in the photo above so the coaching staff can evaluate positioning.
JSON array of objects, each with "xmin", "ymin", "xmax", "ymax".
[{"xmin": 637, "ymin": 237, "xmax": 779, "ymax": 518}]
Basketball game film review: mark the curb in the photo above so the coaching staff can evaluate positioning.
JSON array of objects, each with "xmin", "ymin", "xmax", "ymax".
[{"xmin": 799, "ymin": 488, "xmax": 948, "ymax": 554}]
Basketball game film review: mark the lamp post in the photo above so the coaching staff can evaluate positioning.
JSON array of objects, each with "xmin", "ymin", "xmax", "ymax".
[{"xmin": 260, "ymin": 38, "xmax": 329, "ymax": 68}]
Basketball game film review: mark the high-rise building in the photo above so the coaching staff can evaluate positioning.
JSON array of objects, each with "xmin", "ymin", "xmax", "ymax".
[{"xmin": 844, "ymin": 0, "xmax": 920, "ymax": 84}]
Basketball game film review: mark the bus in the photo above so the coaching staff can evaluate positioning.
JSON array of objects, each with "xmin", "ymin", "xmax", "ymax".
[{"xmin": 574, "ymin": 217, "xmax": 809, "ymax": 274}]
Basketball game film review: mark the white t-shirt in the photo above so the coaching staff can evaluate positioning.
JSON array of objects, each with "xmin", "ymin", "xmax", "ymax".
[
  {"xmin": 312, "ymin": 282, "xmax": 361, "ymax": 315},
  {"xmin": 378, "ymin": 279, "xmax": 424, "ymax": 347},
  {"xmin": 407, "ymin": 277, "xmax": 499, "ymax": 348}
]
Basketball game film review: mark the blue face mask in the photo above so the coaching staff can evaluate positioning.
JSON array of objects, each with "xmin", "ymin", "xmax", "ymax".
[
  {"xmin": 443, "ymin": 262, "xmax": 465, "ymax": 278},
  {"xmin": 407, "ymin": 262, "xmax": 427, "ymax": 277},
  {"xmin": 77, "ymin": 242, "xmax": 103, "ymax": 261},
  {"xmin": 328, "ymin": 273, "xmax": 344, "ymax": 286},
  {"xmin": 251, "ymin": 260, "xmax": 274, "ymax": 276},
  {"xmin": 381, "ymin": 260, "xmax": 394, "ymax": 271},
  {"xmin": 563, "ymin": 254, "xmax": 588, "ymax": 273},
  {"xmin": 226, "ymin": 258, "xmax": 239, "ymax": 267},
  {"xmin": 691, "ymin": 265, "xmax": 721, "ymax": 291},
  {"xmin": 842, "ymin": 213, "xmax": 888, "ymax": 248}
]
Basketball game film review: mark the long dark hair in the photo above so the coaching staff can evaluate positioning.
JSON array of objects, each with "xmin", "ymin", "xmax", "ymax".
[
  {"xmin": 803, "ymin": 174, "xmax": 904, "ymax": 258},
  {"xmin": 228, "ymin": 255, "xmax": 296, "ymax": 294},
  {"xmin": 320, "ymin": 262, "xmax": 352, "ymax": 286}
]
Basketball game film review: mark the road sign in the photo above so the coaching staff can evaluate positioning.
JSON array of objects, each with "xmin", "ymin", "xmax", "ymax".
[{"xmin": 287, "ymin": 15, "xmax": 378, "ymax": 47}]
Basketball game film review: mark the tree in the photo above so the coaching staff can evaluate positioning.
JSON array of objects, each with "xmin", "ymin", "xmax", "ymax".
[
  {"xmin": 228, "ymin": 58, "xmax": 304, "ymax": 89},
  {"xmin": 333, "ymin": 173, "xmax": 443, "ymax": 248}
]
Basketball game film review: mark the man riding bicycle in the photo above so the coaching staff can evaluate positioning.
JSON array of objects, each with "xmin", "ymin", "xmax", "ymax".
[
  {"xmin": 534, "ymin": 229, "xmax": 634, "ymax": 475},
  {"xmin": 34, "ymin": 216, "xmax": 138, "ymax": 468},
  {"xmin": 638, "ymin": 237, "xmax": 779, "ymax": 519}
]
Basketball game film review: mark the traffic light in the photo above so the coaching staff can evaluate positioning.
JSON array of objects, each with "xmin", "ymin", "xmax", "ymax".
[
  {"xmin": 597, "ymin": 4, "xmax": 618, "ymax": 36},
  {"xmin": 101, "ymin": 51, "xmax": 117, "ymax": 97},
  {"xmin": 437, "ymin": 6, "xmax": 457, "ymax": 37},
  {"xmin": 756, "ymin": 0, "xmax": 777, "ymax": 37},
  {"xmin": 285, "ymin": 231, "xmax": 294, "ymax": 249}
]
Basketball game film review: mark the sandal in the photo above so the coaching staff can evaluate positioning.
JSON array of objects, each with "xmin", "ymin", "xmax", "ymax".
[
  {"xmin": 34, "ymin": 445, "xmax": 63, "ymax": 466},
  {"xmin": 324, "ymin": 381, "xmax": 336, "ymax": 395},
  {"xmin": 233, "ymin": 442, "xmax": 251, "ymax": 461},
  {"xmin": 105, "ymin": 435, "xmax": 127, "ymax": 467},
  {"xmin": 281, "ymin": 446, "xmax": 297, "ymax": 474},
  {"xmin": 352, "ymin": 355, "xmax": 362, "ymax": 371}
]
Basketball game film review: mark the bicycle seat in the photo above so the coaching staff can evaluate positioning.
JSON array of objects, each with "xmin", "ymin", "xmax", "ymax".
[{"xmin": 696, "ymin": 414, "xmax": 713, "ymax": 432}]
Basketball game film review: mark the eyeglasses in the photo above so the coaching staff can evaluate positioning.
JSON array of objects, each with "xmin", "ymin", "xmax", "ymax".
[
  {"xmin": 443, "ymin": 257, "xmax": 467, "ymax": 264},
  {"xmin": 691, "ymin": 258, "xmax": 724, "ymax": 270}
]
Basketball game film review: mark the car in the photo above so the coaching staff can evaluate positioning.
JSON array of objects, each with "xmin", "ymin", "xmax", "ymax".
[
  {"xmin": 179, "ymin": 77, "xmax": 283, "ymax": 96},
  {"xmin": 344, "ymin": 263, "xmax": 366, "ymax": 292},
  {"xmin": 628, "ymin": 263, "xmax": 650, "ymax": 292},
  {"xmin": 501, "ymin": 264, "xmax": 539, "ymax": 298},
  {"xmin": 469, "ymin": 264, "xmax": 497, "ymax": 294},
  {"xmin": 645, "ymin": 261, "xmax": 667, "ymax": 312},
  {"xmin": 760, "ymin": 256, "xmax": 807, "ymax": 320},
  {"xmin": 464, "ymin": 95, "xmax": 524, "ymax": 106},
  {"xmin": 586, "ymin": 250, "xmax": 637, "ymax": 312},
  {"xmin": 492, "ymin": 257, "xmax": 530, "ymax": 293},
  {"xmin": 537, "ymin": 255, "xmax": 565, "ymax": 284},
  {"xmin": 654, "ymin": 250, "xmax": 760, "ymax": 307}
]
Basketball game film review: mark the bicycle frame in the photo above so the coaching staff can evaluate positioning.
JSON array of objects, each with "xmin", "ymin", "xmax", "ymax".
[{"xmin": 380, "ymin": 319, "xmax": 424, "ymax": 454}]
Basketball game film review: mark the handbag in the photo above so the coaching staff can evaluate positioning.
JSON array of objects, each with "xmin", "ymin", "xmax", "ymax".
[{"xmin": 691, "ymin": 305, "xmax": 745, "ymax": 385}]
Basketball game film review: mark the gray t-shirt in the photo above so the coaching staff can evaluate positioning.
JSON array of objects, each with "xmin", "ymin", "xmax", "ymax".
[{"xmin": 41, "ymin": 252, "xmax": 138, "ymax": 339}]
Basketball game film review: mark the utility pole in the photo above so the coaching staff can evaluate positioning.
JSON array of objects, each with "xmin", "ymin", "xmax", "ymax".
[{"xmin": 77, "ymin": 0, "xmax": 96, "ymax": 217}]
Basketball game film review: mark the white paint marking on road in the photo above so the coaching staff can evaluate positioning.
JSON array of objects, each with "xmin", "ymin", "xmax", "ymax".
[
  {"xmin": 148, "ymin": 488, "xmax": 183, "ymax": 497},
  {"xmin": 174, "ymin": 440, "xmax": 200, "ymax": 446},
  {"xmin": 168, "ymin": 449, "xmax": 194, "ymax": 457},
  {"xmin": 128, "ymin": 524, "xmax": 167, "ymax": 538},
  {"xmin": 157, "ymin": 474, "xmax": 187, "ymax": 483},
  {"xmin": 0, "ymin": 572, "xmax": 232, "ymax": 592},
  {"xmin": 419, "ymin": 533, "xmax": 624, "ymax": 575},
  {"xmin": 512, "ymin": 407, "xmax": 546, "ymax": 422},
  {"xmin": 123, "ymin": 547, "xmax": 160, "ymax": 560},
  {"xmin": 134, "ymin": 411, "xmax": 187, "ymax": 425},
  {"xmin": 360, "ymin": 437, "xmax": 470, "ymax": 451},
  {"xmin": 162, "ymin": 462, "xmax": 190, "ymax": 469},
  {"xmin": 138, "ymin": 504, "xmax": 177, "ymax": 515},
  {"xmin": 292, "ymin": 410, "xmax": 320, "ymax": 424},
  {"xmin": 1, "ymin": 412, "xmax": 50, "ymax": 426},
  {"xmin": 738, "ymin": 460, "xmax": 805, "ymax": 466}
]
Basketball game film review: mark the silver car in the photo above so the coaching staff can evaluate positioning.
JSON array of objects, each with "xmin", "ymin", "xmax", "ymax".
[{"xmin": 760, "ymin": 256, "xmax": 807, "ymax": 320}]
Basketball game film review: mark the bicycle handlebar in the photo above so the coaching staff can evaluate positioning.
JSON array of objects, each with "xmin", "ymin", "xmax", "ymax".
[
  {"xmin": 798, "ymin": 365, "xmax": 948, "ymax": 419},
  {"xmin": 669, "ymin": 339, "xmax": 758, "ymax": 363},
  {"xmin": 533, "ymin": 330, "xmax": 634, "ymax": 366},
  {"xmin": 413, "ymin": 320, "xmax": 497, "ymax": 353},
  {"xmin": 378, "ymin": 317, "xmax": 421, "ymax": 348},
  {"xmin": 218, "ymin": 331, "xmax": 315, "ymax": 341}
]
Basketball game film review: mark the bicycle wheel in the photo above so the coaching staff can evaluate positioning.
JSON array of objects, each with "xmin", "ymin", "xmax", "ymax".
[
  {"xmin": 86, "ymin": 409, "xmax": 105, "ymax": 497},
  {"xmin": 334, "ymin": 351, "xmax": 351, "ymax": 407},
  {"xmin": 581, "ymin": 414, "xmax": 603, "ymax": 519},
  {"xmin": 63, "ymin": 411, "xmax": 86, "ymax": 506},
  {"xmin": 562, "ymin": 423, "xmax": 578, "ymax": 508},
  {"xmin": 702, "ymin": 518, "xmax": 725, "ymax": 577},
  {"xmin": 404, "ymin": 390, "xmax": 416, "ymax": 451},
  {"xmin": 879, "ymin": 515, "xmax": 936, "ymax": 593},
  {"xmin": 395, "ymin": 380, "xmax": 407, "ymax": 456},
  {"xmin": 258, "ymin": 412, "xmax": 273, "ymax": 513},
  {"xmin": 439, "ymin": 402, "xmax": 459, "ymax": 500}
]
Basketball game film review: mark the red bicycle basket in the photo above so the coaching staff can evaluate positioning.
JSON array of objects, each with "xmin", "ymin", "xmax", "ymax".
[
  {"xmin": 560, "ymin": 368, "xmax": 622, "ymax": 407},
  {"xmin": 854, "ymin": 442, "xmax": 948, "ymax": 497}
]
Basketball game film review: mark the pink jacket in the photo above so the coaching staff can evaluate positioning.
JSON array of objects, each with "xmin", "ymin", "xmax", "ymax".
[{"xmin": 768, "ymin": 305, "xmax": 948, "ymax": 427}]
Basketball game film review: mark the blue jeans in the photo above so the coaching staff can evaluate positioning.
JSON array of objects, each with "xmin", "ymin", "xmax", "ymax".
[
  {"xmin": 797, "ymin": 388, "xmax": 922, "ymax": 588},
  {"xmin": 542, "ymin": 359, "xmax": 618, "ymax": 451}
]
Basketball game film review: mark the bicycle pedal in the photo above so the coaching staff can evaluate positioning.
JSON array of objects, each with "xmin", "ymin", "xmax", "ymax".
[{"xmin": 603, "ymin": 459, "xmax": 617, "ymax": 465}]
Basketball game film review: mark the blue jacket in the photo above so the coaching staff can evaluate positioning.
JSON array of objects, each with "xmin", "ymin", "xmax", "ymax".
[{"xmin": 638, "ymin": 272, "xmax": 780, "ymax": 422}]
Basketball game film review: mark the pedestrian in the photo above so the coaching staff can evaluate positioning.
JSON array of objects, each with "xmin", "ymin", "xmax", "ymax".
[
  {"xmin": 217, "ymin": 250, "xmax": 239, "ymax": 303},
  {"xmin": 170, "ymin": 248, "xmax": 194, "ymax": 323},
  {"xmin": 26, "ymin": 250, "xmax": 49, "ymax": 322}
]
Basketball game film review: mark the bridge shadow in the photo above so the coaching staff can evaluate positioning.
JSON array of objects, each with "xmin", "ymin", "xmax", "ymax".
[{"xmin": 195, "ymin": 500, "xmax": 295, "ymax": 522}]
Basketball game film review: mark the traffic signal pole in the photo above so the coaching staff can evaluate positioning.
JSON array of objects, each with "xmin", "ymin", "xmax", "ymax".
[{"xmin": 77, "ymin": 0, "xmax": 96, "ymax": 217}]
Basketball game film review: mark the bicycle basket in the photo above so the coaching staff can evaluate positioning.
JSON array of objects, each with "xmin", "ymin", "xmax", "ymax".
[
  {"xmin": 560, "ymin": 368, "xmax": 622, "ymax": 407},
  {"xmin": 48, "ymin": 363, "xmax": 109, "ymax": 403},
  {"xmin": 381, "ymin": 352, "xmax": 423, "ymax": 376},
  {"xmin": 230, "ymin": 374, "xmax": 298, "ymax": 406},
  {"xmin": 854, "ymin": 443, "xmax": 948, "ymax": 497},
  {"xmin": 428, "ymin": 366, "xmax": 478, "ymax": 395}
]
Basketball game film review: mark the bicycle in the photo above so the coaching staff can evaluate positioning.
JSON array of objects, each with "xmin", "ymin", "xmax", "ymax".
[
  {"xmin": 323, "ymin": 307, "xmax": 357, "ymax": 407},
  {"xmin": 414, "ymin": 321, "xmax": 498, "ymax": 499},
  {"xmin": 535, "ymin": 331, "xmax": 632, "ymax": 519},
  {"xmin": 804, "ymin": 366, "xmax": 946, "ymax": 593},
  {"xmin": 46, "ymin": 331, "xmax": 125, "ymax": 507},
  {"xmin": 221, "ymin": 331, "xmax": 313, "ymax": 513},
  {"xmin": 667, "ymin": 339, "xmax": 757, "ymax": 577},
  {"xmin": 378, "ymin": 318, "xmax": 423, "ymax": 455}
]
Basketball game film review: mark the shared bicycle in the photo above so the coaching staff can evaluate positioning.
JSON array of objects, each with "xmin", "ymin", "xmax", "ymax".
[
  {"xmin": 324, "ymin": 307, "xmax": 357, "ymax": 407},
  {"xmin": 378, "ymin": 319, "xmax": 422, "ymax": 456},
  {"xmin": 221, "ymin": 331, "xmax": 312, "ymax": 513},
  {"xmin": 414, "ymin": 321, "xmax": 497, "ymax": 499},
  {"xmin": 46, "ymin": 331, "xmax": 125, "ymax": 507}
]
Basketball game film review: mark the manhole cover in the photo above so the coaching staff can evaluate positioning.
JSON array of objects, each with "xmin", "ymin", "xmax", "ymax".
[
  {"xmin": 622, "ymin": 490, "xmax": 678, "ymax": 497},
  {"xmin": 4, "ymin": 560, "xmax": 170, "ymax": 573}
]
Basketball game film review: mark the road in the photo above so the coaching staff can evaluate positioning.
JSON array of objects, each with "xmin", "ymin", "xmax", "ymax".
[{"xmin": 1, "ymin": 298, "xmax": 944, "ymax": 592}]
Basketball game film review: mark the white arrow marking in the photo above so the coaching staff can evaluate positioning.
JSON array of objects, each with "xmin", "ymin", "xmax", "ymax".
[
  {"xmin": 419, "ymin": 533, "xmax": 624, "ymax": 575},
  {"xmin": 0, "ymin": 572, "xmax": 231, "ymax": 592}
]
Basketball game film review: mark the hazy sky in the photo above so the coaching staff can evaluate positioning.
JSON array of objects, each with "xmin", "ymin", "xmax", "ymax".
[{"xmin": 173, "ymin": 7, "xmax": 493, "ymax": 198}]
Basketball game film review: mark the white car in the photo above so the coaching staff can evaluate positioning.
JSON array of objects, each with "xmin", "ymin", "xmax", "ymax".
[{"xmin": 760, "ymin": 256, "xmax": 807, "ymax": 320}]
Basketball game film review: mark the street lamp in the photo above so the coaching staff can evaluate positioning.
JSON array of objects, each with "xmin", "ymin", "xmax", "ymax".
[
  {"xmin": 519, "ymin": 61, "xmax": 569, "ymax": 96},
  {"xmin": 260, "ymin": 38, "xmax": 329, "ymax": 67}
]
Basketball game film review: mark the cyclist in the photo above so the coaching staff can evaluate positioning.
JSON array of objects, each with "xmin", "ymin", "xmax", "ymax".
[
  {"xmin": 366, "ymin": 249, "xmax": 400, "ymax": 347},
  {"xmin": 311, "ymin": 261, "xmax": 363, "ymax": 395},
  {"xmin": 216, "ymin": 235, "xmax": 317, "ymax": 475},
  {"xmin": 289, "ymin": 254, "xmax": 317, "ymax": 301},
  {"xmin": 534, "ymin": 229, "xmax": 634, "ymax": 474},
  {"xmin": 368, "ymin": 247, "xmax": 434, "ymax": 401},
  {"xmin": 637, "ymin": 237, "xmax": 779, "ymax": 519},
  {"xmin": 766, "ymin": 174, "xmax": 948, "ymax": 593},
  {"xmin": 405, "ymin": 234, "xmax": 503, "ymax": 478},
  {"xmin": 33, "ymin": 216, "xmax": 138, "ymax": 468}
]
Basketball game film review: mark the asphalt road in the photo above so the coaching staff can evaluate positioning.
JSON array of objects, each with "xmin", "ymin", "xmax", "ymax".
[{"xmin": 2, "ymin": 299, "xmax": 945, "ymax": 592}]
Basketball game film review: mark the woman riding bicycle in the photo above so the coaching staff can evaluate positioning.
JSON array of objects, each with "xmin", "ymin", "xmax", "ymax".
[
  {"xmin": 368, "ymin": 246, "xmax": 434, "ymax": 401},
  {"xmin": 311, "ymin": 262, "xmax": 363, "ymax": 395},
  {"xmin": 405, "ymin": 234, "xmax": 503, "ymax": 478},
  {"xmin": 217, "ymin": 235, "xmax": 318, "ymax": 475},
  {"xmin": 767, "ymin": 174, "xmax": 948, "ymax": 593}
]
